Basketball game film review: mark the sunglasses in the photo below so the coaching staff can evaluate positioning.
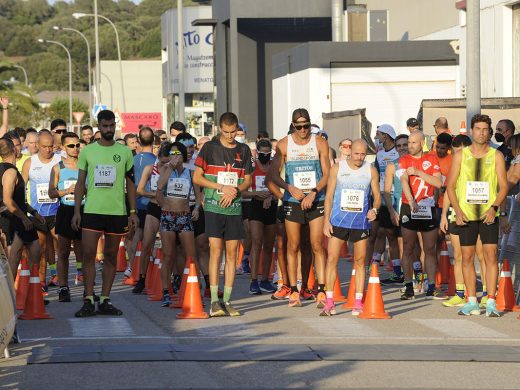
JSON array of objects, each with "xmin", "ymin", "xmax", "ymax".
[
  {"xmin": 66, "ymin": 143, "xmax": 81, "ymax": 149},
  {"xmin": 341, "ymin": 143, "xmax": 352, "ymax": 148},
  {"xmin": 169, "ymin": 150, "xmax": 182, "ymax": 155},
  {"xmin": 55, "ymin": 129, "xmax": 67, "ymax": 134},
  {"xmin": 293, "ymin": 123, "xmax": 311, "ymax": 130}
]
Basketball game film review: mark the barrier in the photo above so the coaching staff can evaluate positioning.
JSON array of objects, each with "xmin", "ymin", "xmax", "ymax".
[{"xmin": 0, "ymin": 245, "xmax": 16, "ymax": 357}]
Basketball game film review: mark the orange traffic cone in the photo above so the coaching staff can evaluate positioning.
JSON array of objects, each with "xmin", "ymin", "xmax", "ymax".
[
  {"xmin": 459, "ymin": 120, "xmax": 467, "ymax": 135},
  {"xmin": 176, "ymin": 262, "xmax": 208, "ymax": 319},
  {"xmin": 438, "ymin": 241, "xmax": 450, "ymax": 284},
  {"xmin": 171, "ymin": 257, "xmax": 193, "ymax": 309},
  {"xmin": 496, "ymin": 260, "xmax": 520, "ymax": 311},
  {"xmin": 147, "ymin": 257, "xmax": 163, "ymax": 301},
  {"xmin": 358, "ymin": 263, "xmax": 391, "ymax": 319},
  {"xmin": 333, "ymin": 275, "xmax": 348, "ymax": 303},
  {"xmin": 123, "ymin": 241, "xmax": 141, "ymax": 286},
  {"xmin": 15, "ymin": 258, "xmax": 30, "ymax": 310},
  {"xmin": 18, "ymin": 264, "xmax": 53, "ymax": 320},
  {"xmin": 341, "ymin": 268, "xmax": 356, "ymax": 309},
  {"xmin": 116, "ymin": 238, "xmax": 127, "ymax": 272}
]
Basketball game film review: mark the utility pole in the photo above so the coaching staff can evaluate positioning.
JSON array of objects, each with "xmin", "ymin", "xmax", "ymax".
[
  {"xmin": 94, "ymin": 0, "xmax": 101, "ymax": 106},
  {"xmin": 177, "ymin": 0, "xmax": 185, "ymax": 124},
  {"xmin": 466, "ymin": 0, "xmax": 480, "ymax": 126}
]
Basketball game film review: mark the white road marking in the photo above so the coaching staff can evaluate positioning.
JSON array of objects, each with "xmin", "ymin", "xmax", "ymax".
[
  {"xmin": 412, "ymin": 319, "xmax": 509, "ymax": 339},
  {"xmin": 299, "ymin": 318, "xmax": 383, "ymax": 338},
  {"xmin": 69, "ymin": 318, "xmax": 135, "ymax": 337}
]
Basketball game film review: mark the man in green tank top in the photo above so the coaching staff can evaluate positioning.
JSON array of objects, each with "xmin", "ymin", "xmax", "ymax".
[{"xmin": 446, "ymin": 114, "xmax": 508, "ymax": 317}]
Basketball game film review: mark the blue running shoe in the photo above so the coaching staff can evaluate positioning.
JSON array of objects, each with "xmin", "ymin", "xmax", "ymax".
[
  {"xmin": 485, "ymin": 299, "xmax": 501, "ymax": 317},
  {"xmin": 458, "ymin": 302, "xmax": 481, "ymax": 316},
  {"xmin": 161, "ymin": 293, "xmax": 172, "ymax": 307},
  {"xmin": 241, "ymin": 258, "xmax": 251, "ymax": 274},
  {"xmin": 249, "ymin": 280, "xmax": 261, "ymax": 295},
  {"xmin": 259, "ymin": 280, "xmax": 276, "ymax": 293}
]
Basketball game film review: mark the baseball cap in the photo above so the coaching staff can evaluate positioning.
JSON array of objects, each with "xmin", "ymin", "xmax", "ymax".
[
  {"xmin": 377, "ymin": 124, "xmax": 397, "ymax": 139},
  {"xmin": 406, "ymin": 118, "xmax": 419, "ymax": 127},
  {"xmin": 319, "ymin": 131, "xmax": 328, "ymax": 140},
  {"xmin": 292, "ymin": 108, "xmax": 310, "ymax": 122},
  {"xmin": 238, "ymin": 122, "xmax": 247, "ymax": 133}
]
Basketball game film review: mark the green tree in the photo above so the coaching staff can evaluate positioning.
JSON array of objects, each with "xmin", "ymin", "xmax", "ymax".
[{"xmin": 46, "ymin": 97, "xmax": 90, "ymax": 125}]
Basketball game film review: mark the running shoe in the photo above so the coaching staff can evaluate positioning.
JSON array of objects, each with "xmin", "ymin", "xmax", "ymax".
[
  {"xmin": 75, "ymin": 299, "xmax": 96, "ymax": 317},
  {"xmin": 223, "ymin": 301, "xmax": 241, "ymax": 316},
  {"xmin": 48, "ymin": 275, "xmax": 58, "ymax": 287},
  {"xmin": 319, "ymin": 302, "xmax": 336, "ymax": 316},
  {"xmin": 400, "ymin": 289, "xmax": 415, "ymax": 300},
  {"xmin": 173, "ymin": 275, "xmax": 182, "ymax": 293},
  {"xmin": 75, "ymin": 274, "xmax": 84, "ymax": 285},
  {"xmin": 124, "ymin": 267, "xmax": 132, "ymax": 278},
  {"xmin": 352, "ymin": 301, "xmax": 364, "ymax": 316},
  {"xmin": 316, "ymin": 292, "xmax": 326, "ymax": 309},
  {"xmin": 300, "ymin": 288, "xmax": 316, "ymax": 301},
  {"xmin": 132, "ymin": 278, "xmax": 145, "ymax": 294},
  {"xmin": 271, "ymin": 285, "xmax": 291, "ymax": 300},
  {"xmin": 479, "ymin": 295, "xmax": 488, "ymax": 309},
  {"xmin": 249, "ymin": 280, "xmax": 261, "ymax": 295},
  {"xmin": 442, "ymin": 295, "xmax": 466, "ymax": 307},
  {"xmin": 241, "ymin": 258, "xmax": 251, "ymax": 274},
  {"xmin": 209, "ymin": 301, "xmax": 226, "ymax": 317},
  {"xmin": 288, "ymin": 291, "xmax": 302, "ymax": 307},
  {"xmin": 380, "ymin": 274, "xmax": 404, "ymax": 285},
  {"xmin": 426, "ymin": 289, "xmax": 448, "ymax": 300},
  {"xmin": 259, "ymin": 280, "xmax": 277, "ymax": 293},
  {"xmin": 458, "ymin": 302, "xmax": 481, "ymax": 316},
  {"xmin": 58, "ymin": 287, "xmax": 71, "ymax": 303},
  {"xmin": 97, "ymin": 299, "xmax": 123, "ymax": 316},
  {"xmin": 485, "ymin": 300, "xmax": 501, "ymax": 318},
  {"xmin": 161, "ymin": 293, "xmax": 172, "ymax": 307}
]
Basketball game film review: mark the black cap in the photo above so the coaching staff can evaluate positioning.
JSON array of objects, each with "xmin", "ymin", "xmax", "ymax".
[{"xmin": 406, "ymin": 118, "xmax": 419, "ymax": 127}]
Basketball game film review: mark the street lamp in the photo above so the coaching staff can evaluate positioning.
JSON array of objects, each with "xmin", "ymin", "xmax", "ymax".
[
  {"xmin": 53, "ymin": 25, "xmax": 92, "ymax": 125},
  {"xmin": 13, "ymin": 65, "xmax": 28, "ymax": 85},
  {"xmin": 38, "ymin": 39, "xmax": 73, "ymax": 131},
  {"xmin": 73, "ymin": 11, "xmax": 126, "ymax": 112}
]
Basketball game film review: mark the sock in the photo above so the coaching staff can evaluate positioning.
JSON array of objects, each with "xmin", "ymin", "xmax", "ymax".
[
  {"xmin": 404, "ymin": 281, "xmax": 413, "ymax": 292},
  {"xmin": 413, "ymin": 261, "xmax": 422, "ymax": 280},
  {"xmin": 50, "ymin": 263, "xmax": 57, "ymax": 276},
  {"xmin": 223, "ymin": 286, "xmax": 232, "ymax": 302},
  {"xmin": 427, "ymin": 282, "xmax": 435, "ymax": 293},
  {"xmin": 326, "ymin": 291, "xmax": 333, "ymax": 299},
  {"xmin": 392, "ymin": 259, "xmax": 402, "ymax": 277},
  {"xmin": 354, "ymin": 298, "xmax": 362, "ymax": 306},
  {"xmin": 85, "ymin": 295, "xmax": 94, "ymax": 304},
  {"xmin": 163, "ymin": 288, "xmax": 168, "ymax": 296},
  {"xmin": 203, "ymin": 275, "xmax": 210, "ymax": 289},
  {"xmin": 210, "ymin": 285, "xmax": 219, "ymax": 303},
  {"xmin": 76, "ymin": 262, "xmax": 82, "ymax": 272},
  {"xmin": 456, "ymin": 284, "xmax": 465, "ymax": 299},
  {"xmin": 468, "ymin": 296, "xmax": 477, "ymax": 305},
  {"xmin": 487, "ymin": 295, "xmax": 495, "ymax": 301},
  {"xmin": 251, "ymin": 278, "xmax": 258, "ymax": 283},
  {"xmin": 372, "ymin": 253, "xmax": 382, "ymax": 263},
  {"xmin": 318, "ymin": 283, "xmax": 325, "ymax": 293},
  {"xmin": 100, "ymin": 295, "xmax": 109, "ymax": 304},
  {"xmin": 423, "ymin": 273, "xmax": 428, "ymax": 285},
  {"xmin": 291, "ymin": 285, "xmax": 298, "ymax": 293},
  {"xmin": 482, "ymin": 285, "xmax": 488, "ymax": 297},
  {"xmin": 355, "ymin": 292, "xmax": 363, "ymax": 300}
]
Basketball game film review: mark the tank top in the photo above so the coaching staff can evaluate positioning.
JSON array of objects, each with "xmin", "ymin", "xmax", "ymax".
[
  {"xmin": 163, "ymin": 167, "xmax": 192, "ymax": 200},
  {"xmin": 28, "ymin": 153, "xmax": 62, "ymax": 216},
  {"xmin": 392, "ymin": 159, "xmax": 405, "ymax": 213},
  {"xmin": 376, "ymin": 146, "xmax": 399, "ymax": 206},
  {"xmin": 0, "ymin": 163, "xmax": 26, "ymax": 214},
  {"xmin": 455, "ymin": 147, "xmax": 498, "ymax": 221},
  {"xmin": 57, "ymin": 161, "xmax": 83, "ymax": 206},
  {"xmin": 330, "ymin": 160, "xmax": 372, "ymax": 230},
  {"xmin": 283, "ymin": 134, "xmax": 324, "ymax": 202}
]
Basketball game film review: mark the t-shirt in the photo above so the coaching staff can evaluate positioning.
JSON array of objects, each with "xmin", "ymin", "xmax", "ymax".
[
  {"xmin": 195, "ymin": 139, "xmax": 253, "ymax": 216},
  {"xmin": 430, "ymin": 151, "xmax": 452, "ymax": 208},
  {"xmin": 399, "ymin": 153, "xmax": 440, "ymax": 207},
  {"xmin": 78, "ymin": 142, "xmax": 134, "ymax": 216},
  {"xmin": 133, "ymin": 152, "xmax": 156, "ymax": 210},
  {"xmin": 375, "ymin": 146, "xmax": 399, "ymax": 206}
]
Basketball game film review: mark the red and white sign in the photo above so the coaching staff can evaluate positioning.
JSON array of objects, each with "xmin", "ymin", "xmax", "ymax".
[
  {"xmin": 121, "ymin": 112, "xmax": 162, "ymax": 133},
  {"xmin": 72, "ymin": 112, "xmax": 85, "ymax": 124}
]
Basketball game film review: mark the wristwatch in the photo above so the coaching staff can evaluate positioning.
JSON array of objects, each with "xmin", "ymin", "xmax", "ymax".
[
  {"xmin": 491, "ymin": 205, "xmax": 499, "ymax": 212},
  {"xmin": 311, "ymin": 188, "xmax": 318, "ymax": 194}
]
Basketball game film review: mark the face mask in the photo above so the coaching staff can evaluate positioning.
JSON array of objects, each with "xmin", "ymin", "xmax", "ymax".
[
  {"xmin": 258, "ymin": 153, "xmax": 271, "ymax": 165},
  {"xmin": 374, "ymin": 138, "xmax": 381, "ymax": 148},
  {"xmin": 235, "ymin": 136, "xmax": 246, "ymax": 144},
  {"xmin": 494, "ymin": 133, "xmax": 505, "ymax": 143}
]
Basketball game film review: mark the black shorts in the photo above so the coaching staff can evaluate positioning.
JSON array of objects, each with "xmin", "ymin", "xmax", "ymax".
[
  {"xmin": 331, "ymin": 226, "xmax": 370, "ymax": 242},
  {"xmin": 400, "ymin": 203, "xmax": 438, "ymax": 232},
  {"xmin": 55, "ymin": 205, "xmax": 82, "ymax": 241},
  {"xmin": 137, "ymin": 208, "xmax": 148, "ymax": 229},
  {"xmin": 276, "ymin": 204, "xmax": 285, "ymax": 223},
  {"xmin": 205, "ymin": 211, "xmax": 244, "ymax": 240},
  {"xmin": 82, "ymin": 213, "xmax": 129, "ymax": 235},
  {"xmin": 448, "ymin": 221, "xmax": 460, "ymax": 236},
  {"xmin": 9, "ymin": 216, "xmax": 38, "ymax": 244},
  {"xmin": 458, "ymin": 219, "xmax": 499, "ymax": 246},
  {"xmin": 33, "ymin": 214, "xmax": 56, "ymax": 232},
  {"xmin": 249, "ymin": 199, "xmax": 277, "ymax": 226},
  {"xmin": 0, "ymin": 214, "xmax": 12, "ymax": 245},
  {"xmin": 242, "ymin": 201, "xmax": 252, "ymax": 220},
  {"xmin": 190, "ymin": 205, "xmax": 205, "ymax": 237},
  {"xmin": 377, "ymin": 206, "xmax": 394, "ymax": 229},
  {"xmin": 146, "ymin": 202, "xmax": 162, "ymax": 221},
  {"xmin": 284, "ymin": 200, "xmax": 325, "ymax": 225}
]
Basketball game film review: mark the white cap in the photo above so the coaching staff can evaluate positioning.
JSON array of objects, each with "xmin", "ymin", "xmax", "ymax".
[{"xmin": 377, "ymin": 124, "xmax": 397, "ymax": 139}]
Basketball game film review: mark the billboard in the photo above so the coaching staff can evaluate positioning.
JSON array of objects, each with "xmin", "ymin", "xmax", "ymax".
[{"xmin": 121, "ymin": 112, "xmax": 163, "ymax": 133}]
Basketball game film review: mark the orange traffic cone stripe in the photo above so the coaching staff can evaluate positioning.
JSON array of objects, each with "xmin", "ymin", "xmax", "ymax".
[{"xmin": 358, "ymin": 263, "xmax": 391, "ymax": 320}]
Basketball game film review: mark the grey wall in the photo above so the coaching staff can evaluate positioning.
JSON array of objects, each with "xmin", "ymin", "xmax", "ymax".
[{"xmin": 237, "ymin": 33, "xmax": 258, "ymax": 136}]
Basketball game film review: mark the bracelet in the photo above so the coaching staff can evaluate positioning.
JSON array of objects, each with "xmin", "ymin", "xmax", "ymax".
[
  {"xmin": 129, "ymin": 209, "xmax": 136, "ymax": 214},
  {"xmin": 194, "ymin": 204, "xmax": 200, "ymax": 210},
  {"xmin": 2, "ymin": 107, "xmax": 7, "ymax": 111}
]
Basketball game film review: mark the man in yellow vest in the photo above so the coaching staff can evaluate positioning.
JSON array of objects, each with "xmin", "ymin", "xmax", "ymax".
[{"xmin": 446, "ymin": 114, "xmax": 509, "ymax": 317}]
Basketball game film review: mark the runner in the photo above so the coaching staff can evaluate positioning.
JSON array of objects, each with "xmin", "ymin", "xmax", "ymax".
[
  {"xmin": 156, "ymin": 141, "xmax": 197, "ymax": 307},
  {"xmin": 335, "ymin": 138, "xmax": 352, "ymax": 163},
  {"xmin": 243, "ymin": 139, "xmax": 277, "ymax": 295},
  {"xmin": 507, "ymin": 134, "xmax": 520, "ymax": 186},
  {"xmin": 193, "ymin": 112, "xmax": 253, "ymax": 317},
  {"xmin": 80, "ymin": 125, "xmax": 94, "ymax": 144},
  {"xmin": 72, "ymin": 109, "xmax": 138, "ymax": 317},
  {"xmin": 446, "ymin": 114, "xmax": 508, "ymax": 317},
  {"xmin": 50, "ymin": 119, "xmax": 68, "ymax": 156},
  {"xmin": 266, "ymin": 108, "xmax": 330, "ymax": 308},
  {"xmin": 169, "ymin": 121, "xmax": 186, "ymax": 141},
  {"xmin": 21, "ymin": 131, "xmax": 61, "ymax": 291},
  {"xmin": 48, "ymin": 132, "xmax": 84, "ymax": 302},
  {"xmin": 24, "ymin": 130, "xmax": 39, "ymax": 156},
  {"xmin": 321, "ymin": 139, "xmax": 380, "ymax": 316},
  {"xmin": 399, "ymin": 131, "xmax": 443, "ymax": 300}
]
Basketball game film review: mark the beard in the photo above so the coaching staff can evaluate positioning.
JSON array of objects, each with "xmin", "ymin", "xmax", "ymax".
[{"xmin": 101, "ymin": 131, "xmax": 114, "ymax": 141}]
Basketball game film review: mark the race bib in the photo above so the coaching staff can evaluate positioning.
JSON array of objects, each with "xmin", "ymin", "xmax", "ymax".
[
  {"xmin": 255, "ymin": 175, "xmax": 267, "ymax": 192},
  {"xmin": 150, "ymin": 174, "xmax": 159, "ymax": 191},
  {"xmin": 166, "ymin": 178, "xmax": 190, "ymax": 199},
  {"xmin": 217, "ymin": 171, "xmax": 238, "ymax": 194},
  {"xmin": 63, "ymin": 180, "xmax": 76, "ymax": 203},
  {"xmin": 293, "ymin": 171, "xmax": 316, "ymax": 191},
  {"xmin": 37, "ymin": 183, "xmax": 57, "ymax": 204},
  {"xmin": 94, "ymin": 165, "xmax": 116, "ymax": 188},
  {"xmin": 466, "ymin": 181, "xmax": 489, "ymax": 204},
  {"xmin": 411, "ymin": 205, "xmax": 432, "ymax": 220},
  {"xmin": 340, "ymin": 189, "xmax": 364, "ymax": 212}
]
